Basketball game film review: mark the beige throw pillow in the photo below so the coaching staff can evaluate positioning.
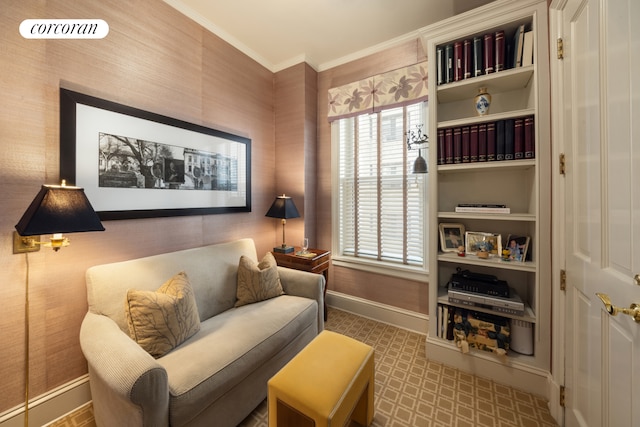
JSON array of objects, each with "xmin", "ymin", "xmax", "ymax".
[
  {"xmin": 125, "ymin": 271, "xmax": 201, "ymax": 358},
  {"xmin": 235, "ymin": 252, "xmax": 284, "ymax": 307}
]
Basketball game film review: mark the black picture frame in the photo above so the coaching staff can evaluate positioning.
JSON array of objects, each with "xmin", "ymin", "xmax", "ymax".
[{"xmin": 60, "ymin": 88, "xmax": 251, "ymax": 220}]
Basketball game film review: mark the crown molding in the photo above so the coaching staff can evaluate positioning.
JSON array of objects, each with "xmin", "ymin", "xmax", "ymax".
[
  {"xmin": 161, "ymin": 0, "xmax": 276, "ymax": 71},
  {"xmin": 162, "ymin": 0, "xmax": 426, "ymax": 74}
]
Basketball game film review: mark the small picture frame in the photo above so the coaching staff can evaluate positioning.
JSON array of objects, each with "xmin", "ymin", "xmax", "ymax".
[
  {"xmin": 465, "ymin": 231, "xmax": 502, "ymax": 257},
  {"xmin": 439, "ymin": 223, "xmax": 465, "ymax": 252},
  {"xmin": 505, "ymin": 235, "xmax": 530, "ymax": 262}
]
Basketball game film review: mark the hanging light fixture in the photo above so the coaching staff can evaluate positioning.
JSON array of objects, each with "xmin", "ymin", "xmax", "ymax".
[{"xmin": 406, "ymin": 124, "xmax": 428, "ymax": 174}]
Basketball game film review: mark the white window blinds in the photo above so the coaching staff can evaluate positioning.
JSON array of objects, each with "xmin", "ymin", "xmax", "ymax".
[{"xmin": 336, "ymin": 102, "xmax": 428, "ymax": 267}]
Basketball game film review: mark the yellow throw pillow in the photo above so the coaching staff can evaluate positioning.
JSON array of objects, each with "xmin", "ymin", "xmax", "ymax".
[
  {"xmin": 125, "ymin": 271, "xmax": 201, "ymax": 358},
  {"xmin": 235, "ymin": 252, "xmax": 284, "ymax": 307}
]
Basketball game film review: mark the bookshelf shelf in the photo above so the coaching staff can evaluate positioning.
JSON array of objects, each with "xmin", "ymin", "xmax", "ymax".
[
  {"xmin": 426, "ymin": 334, "xmax": 538, "ymax": 365},
  {"xmin": 436, "ymin": 65, "xmax": 534, "ymax": 104},
  {"xmin": 437, "ymin": 251, "xmax": 537, "ymax": 272},
  {"xmin": 420, "ymin": 0, "xmax": 551, "ymax": 394},
  {"xmin": 438, "ymin": 108, "xmax": 535, "ymax": 129},
  {"xmin": 438, "ymin": 212, "xmax": 536, "ymax": 222},
  {"xmin": 437, "ymin": 159, "xmax": 535, "ymax": 173}
]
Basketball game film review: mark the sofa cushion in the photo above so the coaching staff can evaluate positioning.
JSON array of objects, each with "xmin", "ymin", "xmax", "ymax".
[
  {"xmin": 125, "ymin": 271, "xmax": 201, "ymax": 358},
  {"xmin": 86, "ymin": 239, "xmax": 259, "ymax": 333},
  {"xmin": 235, "ymin": 252, "xmax": 284, "ymax": 307},
  {"xmin": 158, "ymin": 295, "xmax": 318, "ymax": 425}
]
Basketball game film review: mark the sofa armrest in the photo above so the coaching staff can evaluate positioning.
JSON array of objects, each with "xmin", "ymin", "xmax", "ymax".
[
  {"xmin": 278, "ymin": 266, "xmax": 325, "ymax": 332},
  {"xmin": 80, "ymin": 312, "xmax": 170, "ymax": 427}
]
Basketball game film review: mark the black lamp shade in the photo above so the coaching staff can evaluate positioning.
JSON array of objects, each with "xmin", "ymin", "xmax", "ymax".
[
  {"xmin": 265, "ymin": 195, "xmax": 300, "ymax": 219},
  {"xmin": 15, "ymin": 185, "xmax": 105, "ymax": 236},
  {"xmin": 413, "ymin": 153, "xmax": 428, "ymax": 174}
]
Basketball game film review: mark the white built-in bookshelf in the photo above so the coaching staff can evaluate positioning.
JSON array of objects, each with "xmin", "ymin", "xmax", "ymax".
[{"xmin": 419, "ymin": 0, "xmax": 551, "ymax": 396}]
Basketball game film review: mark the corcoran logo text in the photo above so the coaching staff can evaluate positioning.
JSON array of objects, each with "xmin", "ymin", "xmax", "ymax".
[{"xmin": 20, "ymin": 19, "xmax": 109, "ymax": 39}]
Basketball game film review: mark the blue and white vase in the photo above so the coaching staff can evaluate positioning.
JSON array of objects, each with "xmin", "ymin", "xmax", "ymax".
[{"xmin": 474, "ymin": 87, "xmax": 491, "ymax": 116}]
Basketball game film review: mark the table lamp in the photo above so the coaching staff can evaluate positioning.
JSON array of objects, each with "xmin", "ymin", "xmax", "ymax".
[
  {"xmin": 13, "ymin": 181, "xmax": 104, "ymax": 427},
  {"xmin": 265, "ymin": 194, "xmax": 299, "ymax": 254}
]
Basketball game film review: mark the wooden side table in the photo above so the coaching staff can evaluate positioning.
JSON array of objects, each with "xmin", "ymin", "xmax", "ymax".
[{"xmin": 271, "ymin": 248, "xmax": 331, "ymax": 321}]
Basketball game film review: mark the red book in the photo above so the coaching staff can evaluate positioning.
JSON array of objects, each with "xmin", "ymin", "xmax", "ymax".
[
  {"xmin": 524, "ymin": 116, "xmax": 535, "ymax": 158},
  {"xmin": 454, "ymin": 41, "xmax": 463, "ymax": 81},
  {"xmin": 437, "ymin": 128, "xmax": 445, "ymax": 164},
  {"xmin": 445, "ymin": 128, "xmax": 454, "ymax": 164},
  {"xmin": 486, "ymin": 122, "xmax": 496, "ymax": 161},
  {"xmin": 463, "ymin": 39, "xmax": 472, "ymax": 79},
  {"xmin": 453, "ymin": 127, "xmax": 462, "ymax": 163},
  {"xmin": 495, "ymin": 30, "xmax": 505, "ymax": 72},
  {"xmin": 478, "ymin": 123, "xmax": 487, "ymax": 161},
  {"xmin": 461, "ymin": 126, "xmax": 470, "ymax": 162},
  {"xmin": 483, "ymin": 33, "xmax": 494, "ymax": 74},
  {"xmin": 470, "ymin": 124, "xmax": 479, "ymax": 162},
  {"xmin": 514, "ymin": 118, "xmax": 524, "ymax": 159}
]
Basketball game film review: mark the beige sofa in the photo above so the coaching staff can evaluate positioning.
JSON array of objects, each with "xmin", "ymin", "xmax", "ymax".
[{"xmin": 79, "ymin": 238, "xmax": 324, "ymax": 427}]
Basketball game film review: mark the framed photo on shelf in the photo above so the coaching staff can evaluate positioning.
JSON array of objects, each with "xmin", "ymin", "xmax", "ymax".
[
  {"xmin": 439, "ymin": 223, "xmax": 465, "ymax": 252},
  {"xmin": 505, "ymin": 235, "xmax": 530, "ymax": 262},
  {"xmin": 465, "ymin": 231, "xmax": 502, "ymax": 257}
]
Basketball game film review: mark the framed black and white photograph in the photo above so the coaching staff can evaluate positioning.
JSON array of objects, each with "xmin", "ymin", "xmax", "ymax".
[
  {"xmin": 439, "ymin": 223, "xmax": 465, "ymax": 253},
  {"xmin": 60, "ymin": 88, "xmax": 251, "ymax": 220},
  {"xmin": 505, "ymin": 234, "xmax": 530, "ymax": 262},
  {"xmin": 465, "ymin": 231, "xmax": 502, "ymax": 257}
]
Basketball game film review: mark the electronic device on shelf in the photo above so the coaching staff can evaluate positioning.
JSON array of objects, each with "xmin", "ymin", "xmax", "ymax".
[
  {"xmin": 447, "ymin": 288, "xmax": 525, "ymax": 316},
  {"xmin": 448, "ymin": 268, "xmax": 510, "ymax": 298}
]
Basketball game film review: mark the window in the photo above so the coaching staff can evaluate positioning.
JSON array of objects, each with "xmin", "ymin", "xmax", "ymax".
[{"xmin": 332, "ymin": 101, "xmax": 428, "ymax": 279}]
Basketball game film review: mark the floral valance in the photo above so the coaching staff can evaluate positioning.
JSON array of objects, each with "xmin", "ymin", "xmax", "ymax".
[{"xmin": 327, "ymin": 62, "xmax": 428, "ymax": 122}]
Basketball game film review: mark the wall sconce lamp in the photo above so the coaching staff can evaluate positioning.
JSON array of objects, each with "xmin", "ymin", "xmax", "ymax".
[
  {"xmin": 13, "ymin": 180, "xmax": 104, "ymax": 427},
  {"xmin": 265, "ymin": 194, "xmax": 300, "ymax": 254},
  {"xmin": 406, "ymin": 124, "xmax": 429, "ymax": 174},
  {"xmin": 14, "ymin": 180, "xmax": 105, "ymax": 253}
]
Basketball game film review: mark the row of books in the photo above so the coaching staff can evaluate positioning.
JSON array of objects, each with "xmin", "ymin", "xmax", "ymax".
[
  {"xmin": 436, "ymin": 116, "xmax": 535, "ymax": 165},
  {"xmin": 436, "ymin": 24, "xmax": 533, "ymax": 86}
]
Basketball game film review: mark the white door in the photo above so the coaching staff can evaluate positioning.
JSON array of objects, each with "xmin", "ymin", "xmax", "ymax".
[{"xmin": 558, "ymin": 0, "xmax": 640, "ymax": 426}]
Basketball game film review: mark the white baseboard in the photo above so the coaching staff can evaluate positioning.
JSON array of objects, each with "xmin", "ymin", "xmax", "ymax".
[
  {"xmin": 0, "ymin": 375, "xmax": 91, "ymax": 427},
  {"xmin": 326, "ymin": 290, "xmax": 429, "ymax": 334}
]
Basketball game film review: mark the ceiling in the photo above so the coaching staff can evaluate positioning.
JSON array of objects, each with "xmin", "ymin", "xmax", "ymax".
[{"xmin": 162, "ymin": 0, "xmax": 495, "ymax": 72}]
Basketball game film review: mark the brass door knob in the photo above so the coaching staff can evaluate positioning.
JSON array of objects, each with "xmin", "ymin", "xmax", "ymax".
[
  {"xmin": 596, "ymin": 293, "xmax": 640, "ymax": 323},
  {"xmin": 634, "ymin": 274, "xmax": 640, "ymax": 286}
]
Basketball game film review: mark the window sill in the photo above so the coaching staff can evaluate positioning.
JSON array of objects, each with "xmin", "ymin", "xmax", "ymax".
[{"xmin": 332, "ymin": 256, "xmax": 429, "ymax": 283}]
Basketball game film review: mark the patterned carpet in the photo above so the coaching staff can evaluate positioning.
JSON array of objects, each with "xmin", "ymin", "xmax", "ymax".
[{"xmin": 49, "ymin": 308, "xmax": 557, "ymax": 427}]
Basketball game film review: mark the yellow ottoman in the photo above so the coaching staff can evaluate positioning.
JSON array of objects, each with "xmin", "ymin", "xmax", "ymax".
[{"xmin": 268, "ymin": 330, "xmax": 375, "ymax": 427}]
